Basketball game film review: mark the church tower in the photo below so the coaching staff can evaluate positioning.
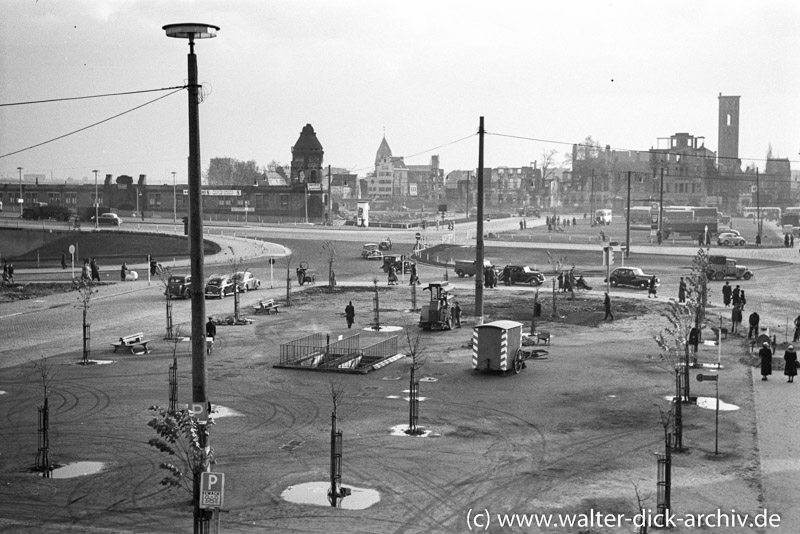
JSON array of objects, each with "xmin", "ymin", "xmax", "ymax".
[
  {"xmin": 717, "ymin": 94, "xmax": 740, "ymax": 174},
  {"xmin": 290, "ymin": 124, "xmax": 324, "ymax": 184}
]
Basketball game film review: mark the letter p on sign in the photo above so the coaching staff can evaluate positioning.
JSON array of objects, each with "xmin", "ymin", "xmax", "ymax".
[{"xmin": 200, "ymin": 472, "xmax": 225, "ymax": 509}]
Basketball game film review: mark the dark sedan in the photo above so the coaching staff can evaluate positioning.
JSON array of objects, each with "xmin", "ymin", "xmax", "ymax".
[
  {"xmin": 504, "ymin": 265, "xmax": 546, "ymax": 286},
  {"xmin": 605, "ymin": 267, "xmax": 659, "ymax": 289}
]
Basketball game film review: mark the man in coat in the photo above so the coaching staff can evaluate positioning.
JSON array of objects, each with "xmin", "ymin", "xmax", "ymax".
[
  {"xmin": 793, "ymin": 314, "xmax": 800, "ymax": 343},
  {"xmin": 678, "ymin": 277, "xmax": 687, "ymax": 303},
  {"xmin": 721, "ymin": 281, "xmax": 732, "ymax": 307},
  {"xmin": 748, "ymin": 311, "xmax": 760, "ymax": 339},
  {"xmin": 345, "ymin": 301, "xmax": 355, "ymax": 329},
  {"xmin": 731, "ymin": 305, "xmax": 743, "ymax": 335},
  {"xmin": 603, "ymin": 292, "xmax": 614, "ymax": 321},
  {"xmin": 759, "ymin": 342, "xmax": 773, "ymax": 381}
]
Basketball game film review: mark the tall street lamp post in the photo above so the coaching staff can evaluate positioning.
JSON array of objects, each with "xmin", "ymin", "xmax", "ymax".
[
  {"xmin": 93, "ymin": 170, "xmax": 99, "ymax": 229},
  {"xmin": 17, "ymin": 167, "xmax": 22, "ymax": 212},
  {"xmin": 163, "ymin": 22, "xmax": 219, "ymax": 534},
  {"xmin": 172, "ymin": 171, "xmax": 177, "ymax": 223}
]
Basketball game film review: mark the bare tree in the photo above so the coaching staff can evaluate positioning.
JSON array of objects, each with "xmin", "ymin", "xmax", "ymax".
[
  {"xmin": 686, "ymin": 247, "xmax": 711, "ymax": 330},
  {"xmin": 74, "ymin": 278, "xmax": 97, "ymax": 364},
  {"xmin": 156, "ymin": 266, "xmax": 176, "ymax": 340},
  {"xmin": 34, "ymin": 357, "xmax": 55, "ymax": 475},
  {"xmin": 228, "ymin": 256, "xmax": 247, "ymax": 322},
  {"xmin": 404, "ymin": 328, "xmax": 427, "ymax": 435},
  {"xmin": 545, "ymin": 251, "xmax": 568, "ymax": 317},
  {"xmin": 322, "ymin": 240, "xmax": 337, "ymax": 292}
]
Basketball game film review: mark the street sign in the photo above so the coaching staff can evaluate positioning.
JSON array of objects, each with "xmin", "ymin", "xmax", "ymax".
[
  {"xmin": 200, "ymin": 472, "xmax": 225, "ymax": 509},
  {"xmin": 190, "ymin": 402, "xmax": 208, "ymax": 423},
  {"xmin": 696, "ymin": 374, "xmax": 718, "ymax": 382},
  {"xmin": 415, "ymin": 232, "xmax": 421, "ymax": 240},
  {"xmin": 268, "ymin": 258, "xmax": 275, "ymax": 265},
  {"xmin": 68, "ymin": 245, "xmax": 75, "ymax": 255}
]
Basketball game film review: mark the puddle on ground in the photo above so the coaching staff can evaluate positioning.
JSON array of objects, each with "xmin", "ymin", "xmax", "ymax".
[
  {"xmin": 0, "ymin": 391, "xmax": 6, "ymax": 395},
  {"xmin": 389, "ymin": 423, "xmax": 439, "ymax": 437},
  {"xmin": 50, "ymin": 461, "xmax": 106, "ymax": 479},
  {"xmin": 281, "ymin": 481, "xmax": 380, "ymax": 510},
  {"xmin": 362, "ymin": 325, "xmax": 403, "ymax": 332},
  {"xmin": 381, "ymin": 377, "xmax": 402, "ymax": 381},
  {"xmin": 695, "ymin": 397, "xmax": 740, "ymax": 411},
  {"xmin": 419, "ymin": 377, "xmax": 438, "ymax": 382}
]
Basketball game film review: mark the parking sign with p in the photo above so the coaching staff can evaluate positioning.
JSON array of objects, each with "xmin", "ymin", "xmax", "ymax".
[{"xmin": 200, "ymin": 472, "xmax": 225, "ymax": 509}]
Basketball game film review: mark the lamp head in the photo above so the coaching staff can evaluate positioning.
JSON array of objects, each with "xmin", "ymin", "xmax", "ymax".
[{"xmin": 163, "ymin": 23, "xmax": 219, "ymax": 40}]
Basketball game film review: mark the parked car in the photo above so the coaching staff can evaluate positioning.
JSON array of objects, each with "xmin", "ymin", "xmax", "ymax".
[
  {"xmin": 378, "ymin": 239, "xmax": 393, "ymax": 251},
  {"xmin": 166, "ymin": 275, "xmax": 192, "ymax": 299},
  {"xmin": 717, "ymin": 232, "xmax": 746, "ymax": 246},
  {"xmin": 361, "ymin": 243, "xmax": 382, "ymax": 260},
  {"xmin": 504, "ymin": 265, "xmax": 546, "ymax": 286},
  {"xmin": 91, "ymin": 213, "xmax": 123, "ymax": 226},
  {"xmin": 204, "ymin": 274, "xmax": 235, "ymax": 298},
  {"xmin": 605, "ymin": 267, "xmax": 659, "ymax": 289},
  {"xmin": 454, "ymin": 259, "xmax": 494, "ymax": 278},
  {"xmin": 232, "ymin": 271, "xmax": 261, "ymax": 292}
]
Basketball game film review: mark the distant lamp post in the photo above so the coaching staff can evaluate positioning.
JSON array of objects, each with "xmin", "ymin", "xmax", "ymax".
[
  {"xmin": 172, "ymin": 171, "xmax": 177, "ymax": 223},
  {"xmin": 93, "ymin": 170, "xmax": 99, "ymax": 229},
  {"xmin": 163, "ymin": 22, "xmax": 218, "ymax": 534},
  {"xmin": 17, "ymin": 167, "xmax": 22, "ymax": 212}
]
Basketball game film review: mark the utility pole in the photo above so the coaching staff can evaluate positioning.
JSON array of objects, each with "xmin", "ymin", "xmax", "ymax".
[
  {"xmin": 93, "ymin": 170, "xmax": 99, "ymax": 229},
  {"xmin": 475, "ymin": 117, "xmax": 485, "ymax": 325},
  {"xmin": 17, "ymin": 167, "xmax": 23, "ymax": 213},
  {"xmin": 659, "ymin": 167, "xmax": 664, "ymax": 235},
  {"xmin": 172, "ymin": 171, "xmax": 177, "ymax": 223},
  {"xmin": 590, "ymin": 169, "xmax": 595, "ymax": 224},
  {"xmin": 756, "ymin": 168, "xmax": 761, "ymax": 239},
  {"xmin": 625, "ymin": 171, "xmax": 631, "ymax": 258},
  {"xmin": 326, "ymin": 165, "xmax": 332, "ymax": 225}
]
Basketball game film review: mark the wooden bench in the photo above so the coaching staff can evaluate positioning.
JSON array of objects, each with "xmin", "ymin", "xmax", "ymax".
[
  {"xmin": 111, "ymin": 332, "xmax": 152, "ymax": 355},
  {"xmin": 535, "ymin": 331, "xmax": 551, "ymax": 345},
  {"xmin": 253, "ymin": 298, "xmax": 279, "ymax": 315}
]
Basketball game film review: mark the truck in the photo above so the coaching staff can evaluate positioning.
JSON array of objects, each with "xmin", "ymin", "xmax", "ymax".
[
  {"xmin": 454, "ymin": 259, "xmax": 494, "ymax": 278},
  {"xmin": 21, "ymin": 203, "xmax": 74, "ymax": 222},
  {"xmin": 706, "ymin": 255, "xmax": 753, "ymax": 281}
]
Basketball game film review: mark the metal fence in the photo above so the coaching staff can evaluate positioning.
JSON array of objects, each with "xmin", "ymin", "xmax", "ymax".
[
  {"xmin": 279, "ymin": 332, "xmax": 327, "ymax": 365},
  {"xmin": 362, "ymin": 336, "xmax": 398, "ymax": 365}
]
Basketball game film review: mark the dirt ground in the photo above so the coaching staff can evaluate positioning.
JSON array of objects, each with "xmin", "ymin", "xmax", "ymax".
[{"xmin": 0, "ymin": 278, "xmax": 766, "ymax": 534}]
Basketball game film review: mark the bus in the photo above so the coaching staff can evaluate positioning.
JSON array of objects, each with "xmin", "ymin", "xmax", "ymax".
[
  {"xmin": 743, "ymin": 206, "xmax": 781, "ymax": 221},
  {"xmin": 661, "ymin": 206, "xmax": 718, "ymax": 240}
]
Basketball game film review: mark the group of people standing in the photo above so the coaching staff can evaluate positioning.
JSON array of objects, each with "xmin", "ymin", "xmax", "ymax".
[
  {"xmin": 80, "ymin": 258, "xmax": 101, "ymax": 282},
  {"xmin": 759, "ymin": 342, "xmax": 797, "ymax": 383},
  {"xmin": 1, "ymin": 261, "xmax": 14, "ymax": 284}
]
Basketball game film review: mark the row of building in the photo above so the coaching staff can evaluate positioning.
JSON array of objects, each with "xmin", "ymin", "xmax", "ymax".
[{"xmin": 2, "ymin": 95, "xmax": 795, "ymax": 220}]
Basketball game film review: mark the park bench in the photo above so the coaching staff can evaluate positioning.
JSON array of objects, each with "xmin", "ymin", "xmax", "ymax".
[
  {"xmin": 253, "ymin": 298, "xmax": 279, "ymax": 315},
  {"xmin": 111, "ymin": 332, "xmax": 152, "ymax": 355},
  {"xmin": 535, "ymin": 331, "xmax": 551, "ymax": 345}
]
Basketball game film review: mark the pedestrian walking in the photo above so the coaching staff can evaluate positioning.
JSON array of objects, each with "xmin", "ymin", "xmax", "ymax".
[
  {"xmin": 90, "ymin": 258, "xmax": 100, "ymax": 281},
  {"xmin": 748, "ymin": 311, "xmax": 760, "ymax": 339},
  {"xmin": 206, "ymin": 317, "xmax": 216, "ymax": 354},
  {"xmin": 120, "ymin": 262, "xmax": 128, "ymax": 281},
  {"xmin": 657, "ymin": 230, "xmax": 663, "ymax": 245},
  {"xmin": 784, "ymin": 345, "xmax": 797, "ymax": 383},
  {"xmin": 793, "ymin": 314, "xmax": 800, "ymax": 343},
  {"xmin": 759, "ymin": 342, "xmax": 773, "ymax": 381},
  {"xmin": 647, "ymin": 275, "xmax": 657, "ymax": 298},
  {"xmin": 557, "ymin": 271, "xmax": 564, "ymax": 292},
  {"xmin": 732, "ymin": 285, "xmax": 741, "ymax": 307},
  {"xmin": 689, "ymin": 326, "xmax": 700, "ymax": 359},
  {"xmin": 453, "ymin": 300, "xmax": 462, "ymax": 328},
  {"xmin": 791, "ymin": 234, "xmax": 795, "ymax": 248},
  {"xmin": 388, "ymin": 265, "xmax": 398, "ymax": 285},
  {"xmin": 722, "ymin": 281, "xmax": 732, "ymax": 307},
  {"xmin": 603, "ymin": 292, "xmax": 614, "ymax": 321},
  {"xmin": 81, "ymin": 260, "xmax": 91, "ymax": 282},
  {"xmin": 739, "ymin": 290, "xmax": 746, "ymax": 310},
  {"xmin": 150, "ymin": 257, "xmax": 158, "ymax": 277},
  {"xmin": 409, "ymin": 263, "xmax": 419, "ymax": 285},
  {"xmin": 731, "ymin": 305, "xmax": 742, "ymax": 335},
  {"xmin": 785, "ymin": 234, "xmax": 791, "ymax": 248},
  {"xmin": 678, "ymin": 277, "xmax": 687, "ymax": 303},
  {"xmin": 345, "ymin": 301, "xmax": 355, "ymax": 328},
  {"xmin": 503, "ymin": 265, "xmax": 511, "ymax": 286},
  {"xmin": 61, "ymin": 251, "xmax": 67, "ymax": 270},
  {"xmin": 755, "ymin": 234, "xmax": 762, "ymax": 247}
]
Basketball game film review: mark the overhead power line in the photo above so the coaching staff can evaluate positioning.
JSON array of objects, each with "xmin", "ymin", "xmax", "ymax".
[
  {"xmin": 0, "ymin": 86, "xmax": 187, "ymax": 107},
  {"xmin": 0, "ymin": 88, "xmax": 185, "ymax": 160}
]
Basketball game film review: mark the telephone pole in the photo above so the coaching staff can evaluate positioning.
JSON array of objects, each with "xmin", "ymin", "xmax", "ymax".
[{"xmin": 475, "ymin": 117, "xmax": 485, "ymax": 325}]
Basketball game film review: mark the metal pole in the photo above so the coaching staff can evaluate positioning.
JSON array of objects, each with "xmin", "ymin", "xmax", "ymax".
[
  {"xmin": 304, "ymin": 184, "xmax": 308, "ymax": 224},
  {"xmin": 17, "ymin": 167, "xmax": 22, "ymax": 213},
  {"xmin": 659, "ymin": 167, "xmax": 664, "ymax": 234},
  {"xmin": 625, "ymin": 171, "xmax": 631, "ymax": 258},
  {"xmin": 327, "ymin": 165, "xmax": 332, "ymax": 225},
  {"xmin": 172, "ymin": 171, "xmax": 177, "ymax": 223},
  {"xmin": 590, "ymin": 169, "xmax": 595, "ymax": 224},
  {"xmin": 756, "ymin": 169, "xmax": 761, "ymax": 240},
  {"xmin": 715, "ymin": 378, "xmax": 719, "ymax": 455},
  {"xmin": 93, "ymin": 170, "xmax": 99, "ymax": 229},
  {"xmin": 475, "ymin": 117, "xmax": 485, "ymax": 325}
]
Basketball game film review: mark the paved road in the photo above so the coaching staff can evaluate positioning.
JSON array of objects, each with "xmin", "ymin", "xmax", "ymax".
[{"xmin": 3, "ymin": 219, "xmax": 797, "ymax": 530}]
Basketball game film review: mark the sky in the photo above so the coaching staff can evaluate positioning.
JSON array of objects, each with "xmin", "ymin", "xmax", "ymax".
[{"xmin": 1, "ymin": 0, "xmax": 799, "ymax": 185}]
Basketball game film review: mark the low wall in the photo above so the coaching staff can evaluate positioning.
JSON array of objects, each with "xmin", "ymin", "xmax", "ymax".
[{"xmin": 0, "ymin": 227, "xmax": 68, "ymax": 258}]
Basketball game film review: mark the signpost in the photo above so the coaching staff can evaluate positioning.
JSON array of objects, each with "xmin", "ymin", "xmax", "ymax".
[
  {"xmin": 696, "ymin": 373, "xmax": 720, "ymax": 454},
  {"xmin": 68, "ymin": 244, "xmax": 76, "ymax": 279},
  {"xmin": 268, "ymin": 257, "xmax": 275, "ymax": 289},
  {"xmin": 200, "ymin": 471, "xmax": 225, "ymax": 509}
]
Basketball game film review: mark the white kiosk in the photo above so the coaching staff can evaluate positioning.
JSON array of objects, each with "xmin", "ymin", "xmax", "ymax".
[{"xmin": 357, "ymin": 201, "xmax": 370, "ymax": 228}]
